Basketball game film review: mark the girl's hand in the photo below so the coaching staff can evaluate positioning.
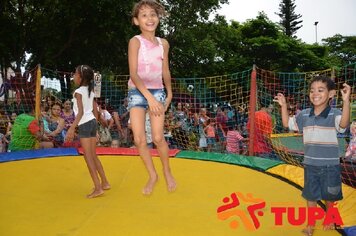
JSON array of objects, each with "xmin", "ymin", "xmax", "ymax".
[
  {"xmin": 42, "ymin": 134, "xmax": 51, "ymax": 141},
  {"xmin": 273, "ymin": 93, "xmax": 287, "ymax": 107},
  {"xmin": 341, "ymin": 83, "xmax": 351, "ymax": 102},
  {"xmin": 148, "ymin": 98, "xmax": 164, "ymax": 116},
  {"xmin": 65, "ymin": 128, "xmax": 75, "ymax": 142}
]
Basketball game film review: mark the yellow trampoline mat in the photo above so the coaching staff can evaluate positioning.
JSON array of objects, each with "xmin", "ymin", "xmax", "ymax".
[{"xmin": 0, "ymin": 156, "xmax": 341, "ymax": 236}]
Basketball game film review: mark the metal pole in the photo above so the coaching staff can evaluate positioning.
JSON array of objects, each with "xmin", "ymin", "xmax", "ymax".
[
  {"xmin": 314, "ymin": 21, "xmax": 319, "ymax": 44},
  {"xmin": 248, "ymin": 65, "xmax": 257, "ymax": 156}
]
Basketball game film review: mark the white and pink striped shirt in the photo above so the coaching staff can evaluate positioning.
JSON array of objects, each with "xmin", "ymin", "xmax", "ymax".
[{"xmin": 226, "ymin": 130, "xmax": 244, "ymax": 154}]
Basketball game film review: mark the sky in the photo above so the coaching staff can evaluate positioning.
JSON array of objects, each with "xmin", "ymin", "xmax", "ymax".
[{"xmin": 217, "ymin": 0, "xmax": 356, "ymax": 44}]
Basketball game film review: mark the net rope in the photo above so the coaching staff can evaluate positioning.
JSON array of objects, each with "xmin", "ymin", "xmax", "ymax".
[{"xmin": 1, "ymin": 64, "xmax": 355, "ymax": 188}]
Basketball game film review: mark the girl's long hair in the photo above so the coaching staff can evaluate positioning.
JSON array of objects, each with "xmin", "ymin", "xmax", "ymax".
[{"xmin": 76, "ymin": 65, "xmax": 94, "ymax": 97}]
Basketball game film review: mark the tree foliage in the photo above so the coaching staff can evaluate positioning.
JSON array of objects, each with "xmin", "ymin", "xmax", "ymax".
[
  {"xmin": 27, "ymin": 0, "xmax": 136, "ymax": 72},
  {"xmin": 322, "ymin": 34, "xmax": 356, "ymax": 67},
  {"xmin": 0, "ymin": 0, "xmax": 36, "ymax": 71},
  {"xmin": 0, "ymin": 0, "xmax": 353, "ymax": 79},
  {"xmin": 1, "ymin": 0, "xmax": 136, "ymax": 73},
  {"xmin": 275, "ymin": 0, "xmax": 302, "ymax": 37}
]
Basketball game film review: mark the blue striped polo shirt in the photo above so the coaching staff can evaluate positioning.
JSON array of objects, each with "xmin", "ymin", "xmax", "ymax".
[{"xmin": 288, "ymin": 106, "xmax": 346, "ymax": 166}]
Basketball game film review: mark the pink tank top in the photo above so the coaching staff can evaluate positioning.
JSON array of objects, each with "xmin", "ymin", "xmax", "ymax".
[{"xmin": 128, "ymin": 35, "xmax": 164, "ymax": 89}]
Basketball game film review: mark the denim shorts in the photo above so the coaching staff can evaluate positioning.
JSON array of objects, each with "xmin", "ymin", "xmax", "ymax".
[
  {"xmin": 207, "ymin": 137, "xmax": 216, "ymax": 145},
  {"xmin": 127, "ymin": 88, "xmax": 166, "ymax": 110},
  {"xmin": 302, "ymin": 165, "xmax": 343, "ymax": 202},
  {"xmin": 78, "ymin": 119, "xmax": 97, "ymax": 138}
]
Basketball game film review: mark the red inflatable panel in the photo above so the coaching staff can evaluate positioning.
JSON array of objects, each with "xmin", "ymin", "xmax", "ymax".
[{"xmin": 77, "ymin": 147, "xmax": 180, "ymax": 157}]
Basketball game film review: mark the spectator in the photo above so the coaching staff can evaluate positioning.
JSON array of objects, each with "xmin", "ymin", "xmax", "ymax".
[
  {"xmin": 98, "ymin": 104, "xmax": 114, "ymax": 129},
  {"xmin": 172, "ymin": 102, "xmax": 190, "ymax": 149},
  {"xmin": 174, "ymin": 102, "xmax": 190, "ymax": 131},
  {"xmin": 46, "ymin": 95, "xmax": 56, "ymax": 110},
  {"xmin": 5, "ymin": 112, "xmax": 17, "ymax": 142},
  {"xmin": 97, "ymin": 104, "xmax": 114, "ymax": 146},
  {"xmin": 204, "ymin": 118, "xmax": 216, "ymax": 152},
  {"xmin": 226, "ymin": 124, "xmax": 247, "ymax": 154},
  {"xmin": 247, "ymin": 105, "xmax": 274, "ymax": 158},
  {"xmin": 40, "ymin": 102, "xmax": 51, "ymax": 133},
  {"xmin": 113, "ymin": 97, "xmax": 131, "ymax": 147},
  {"xmin": 345, "ymin": 121, "xmax": 356, "ymax": 160},
  {"xmin": 194, "ymin": 108, "xmax": 209, "ymax": 151},
  {"xmin": 216, "ymin": 107, "xmax": 228, "ymax": 150},
  {"xmin": 111, "ymin": 139, "xmax": 120, "ymax": 148},
  {"xmin": 164, "ymin": 109, "xmax": 177, "ymax": 148},
  {"xmin": 0, "ymin": 126, "xmax": 8, "ymax": 152},
  {"xmin": 60, "ymin": 99, "xmax": 75, "ymax": 135},
  {"xmin": 47, "ymin": 103, "xmax": 65, "ymax": 147},
  {"xmin": 8, "ymin": 107, "xmax": 53, "ymax": 151}
]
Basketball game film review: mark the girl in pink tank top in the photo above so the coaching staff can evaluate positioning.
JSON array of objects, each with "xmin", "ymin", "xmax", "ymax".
[{"xmin": 128, "ymin": 0, "xmax": 176, "ymax": 195}]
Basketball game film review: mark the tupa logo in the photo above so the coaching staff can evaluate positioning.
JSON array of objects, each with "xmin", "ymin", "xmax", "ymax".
[
  {"xmin": 217, "ymin": 192, "xmax": 344, "ymax": 231},
  {"xmin": 217, "ymin": 192, "xmax": 266, "ymax": 231}
]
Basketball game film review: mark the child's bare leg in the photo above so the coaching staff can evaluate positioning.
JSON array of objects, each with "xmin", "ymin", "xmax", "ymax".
[
  {"xmin": 137, "ymin": 137, "xmax": 158, "ymax": 194},
  {"xmin": 81, "ymin": 138, "xmax": 104, "ymax": 198},
  {"xmin": 90, "ymin": 137, "xmax": 111, "ymax": 190},
  {"xmin": 156, "ymin": 136, "xmax": 176, "ymax": 192},
  {"xmin": 302, "ymin": 201, "xmax": 317, "ymax": 236},
  {"xmin": 131, "ymin": 108, "xmax": 158, "ymax": 195},
  {"xmin": 94, "ymin": 157, "xmax": 111, "ymax": 190},
  {"xmin": 323, "ymin": 201, "xmax": 335, "ymax": 230},
  {"xmin": 150, "ymin": 114, "xmax": 176, "ymax": 192},
  {"xmin": 138, "ymin": 144, "xmax": 158, "ymax": 195}
]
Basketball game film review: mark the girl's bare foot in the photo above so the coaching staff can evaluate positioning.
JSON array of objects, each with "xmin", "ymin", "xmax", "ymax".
[
  {"xmin": 302, "ymin": 226, "xmax": 314, "ymax": 236},
  {"xmin": 142, "ymin": 175, "xmax": 158, "ymax": 195},
  {"xmin": 323, "ymin": 224, "xmax": 334, "ymax": 230},
  {"xmin": 102, "ymin": 183, "xmax": 111, "ymax": 190},
  {"xmin": 87, "ymin": 189, "xmax": 104, "ymax": 198},
  {"xmin": 164, "ymin": 171, "xmax": 176, "ymax": 192}
]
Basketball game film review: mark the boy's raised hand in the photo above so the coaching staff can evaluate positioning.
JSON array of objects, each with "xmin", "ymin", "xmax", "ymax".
[
  {"xmin": 341, "ymin": 83, "xmax": 351, "ymax": 101},
  {"xmin": 273, "ymin": 93, "xmax": 287, "ymax": 107}
]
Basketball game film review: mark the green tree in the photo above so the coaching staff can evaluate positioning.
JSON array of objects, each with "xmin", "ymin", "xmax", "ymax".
[
  {"xmin": 0, "ymin": 0, "xmax": 37, "ymax": 72},
  {"xmin": 1, "ymin": 0, "xmax": 229, "ymax": 77},
  {"xmin": 159, "ymin": 0, "xmax": 229, "ymax": 77},
  {"xmin": 323, "ymin": 34, "xmax": 356, "ymax": 67},
  {"xmin": 236, "ymin": 13, "xmax": 327, "ymax": 71},
  {"xmin": 26, "ymin": 0, "xmax": 135, "ymax": 72},
  {"xmin": 275, "ymin": 0, "xmax": 302, "ymax": 37},
  {"xmin": 1, "ymin": 0, "xmax": 347, "ymax": 78},
  {"xmin": 0, "ymin": 0, "xmax": 136, "ymax": 73}
]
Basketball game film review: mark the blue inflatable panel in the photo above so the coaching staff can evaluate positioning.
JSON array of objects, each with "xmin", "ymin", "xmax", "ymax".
[
  {"xmin": 0, "ymin": 148, "xmax": 79, "ymax": 163},
  {"xmin": 344, "ymin": 226, "xmax": 356, "ymax": 236}
]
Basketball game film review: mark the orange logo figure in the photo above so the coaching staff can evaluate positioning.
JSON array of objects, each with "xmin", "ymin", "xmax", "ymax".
[{"xmin": 217, "ymin": 192, "xmax": 266, "ymax": 231}]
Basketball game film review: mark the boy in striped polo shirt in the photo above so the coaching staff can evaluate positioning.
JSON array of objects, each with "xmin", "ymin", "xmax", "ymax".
[{"xmin": 274, "ymin": 76, "xmax": 351, "ymax": 236}]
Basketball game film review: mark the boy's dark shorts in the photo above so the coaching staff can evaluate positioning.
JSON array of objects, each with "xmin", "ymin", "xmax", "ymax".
[
  {"xmin": 302, "ymin": 164, "xmax": 343, "ymax": 202},
  {"xmin": 78, "ymin": 119, "xmax": 97, "ymax": 138}
]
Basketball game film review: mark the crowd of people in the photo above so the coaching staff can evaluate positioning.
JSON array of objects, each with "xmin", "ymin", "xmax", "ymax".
[
  {"xmin": 0, "ymin": 97, "xmax": 264, "ymax": 156},
  {"xmin": 3, "ymin": 91, "xmax": 342, "ymax": 162}
]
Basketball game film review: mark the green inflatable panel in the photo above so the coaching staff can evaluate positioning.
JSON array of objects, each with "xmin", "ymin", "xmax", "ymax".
[{"xmin": 175, "ymin": 151, "xmax": 283, "ymax": 171}]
